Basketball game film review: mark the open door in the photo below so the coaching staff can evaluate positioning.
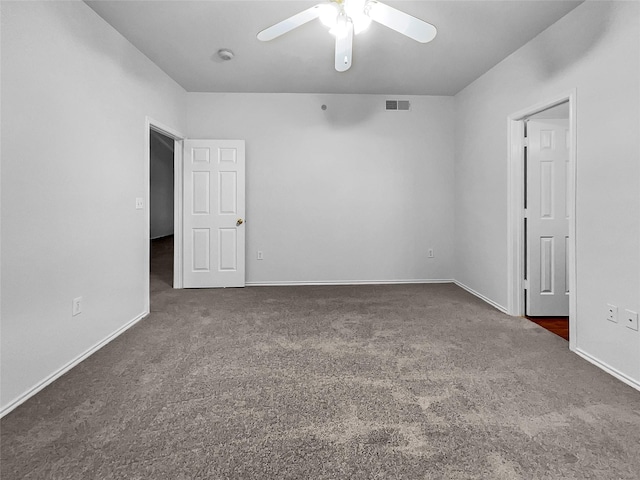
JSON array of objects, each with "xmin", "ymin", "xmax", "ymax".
[
  {"xmin": 182, "ymin": 139, "xmax": 245, "ymax": 288},
  {"xmin": 526, "ymin": 119, "xmax": 569, "ymax": 316}
]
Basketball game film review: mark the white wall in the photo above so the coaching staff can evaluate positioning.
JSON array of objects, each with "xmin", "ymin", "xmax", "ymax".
[
  {"xmin": 150, "ymin": 130, "xmax": 175, "ymax": 239},
  {"xmin": 187, "ymin": 93, "xmax": 455, "ymax": 285},
  {"xmin": 454, "ymin": 1, "xmax": 640, "ymax": 383},
  {"xmin": 0, "ymin": 1, "xmax": 186, "ymax": 412}
]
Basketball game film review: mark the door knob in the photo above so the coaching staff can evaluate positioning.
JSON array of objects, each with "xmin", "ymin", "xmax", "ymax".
[{"xmin": 236, "ymin": 218, "xmax": 244, "ymax": 226}]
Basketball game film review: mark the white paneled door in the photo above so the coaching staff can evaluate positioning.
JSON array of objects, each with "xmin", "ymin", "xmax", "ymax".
[
  {"xmin": 526, "ymin": 119, "xmax": 569, "ymax": 316},
  {"xmin": 183, "ymin": 140, "xmax": 245, "ymax": 288}
]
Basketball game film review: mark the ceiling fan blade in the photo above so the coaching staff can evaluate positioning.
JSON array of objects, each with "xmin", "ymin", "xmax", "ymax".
[
  {"xmin": 257, "ymin": 4, "xmax": 324, "ymax": 41},
  {"xmin": 335, "ymin": 22, "xmax": 354, "ymax": 72},
  {"xmin": 366, "ymin": 1, "xmax": 437, "ymax": 43}
]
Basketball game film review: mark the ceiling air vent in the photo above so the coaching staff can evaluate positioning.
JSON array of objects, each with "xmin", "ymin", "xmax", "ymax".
[{"xmin": 386, "ymin": 100, "xmax": 410, "ymax": 111}]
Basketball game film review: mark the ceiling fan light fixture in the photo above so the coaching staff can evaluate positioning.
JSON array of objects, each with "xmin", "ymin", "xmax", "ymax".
[
  {"xmin": 345, "ymin": 0, "xmax": 371, "ymax": 34},
  {"xmin": 351, "ymin": 14, "xmax": 371, "ymax": 34},
  {"xmin": 329, "ymin": 12, "xmax": 350, "ymax": 37},
  {"xmin": 323, "ymin": 0, "xmax": 371, "ymax": 36},
  {"xmin": 319, "ymin": 3, "xmax": 339, "ymax": 28}
]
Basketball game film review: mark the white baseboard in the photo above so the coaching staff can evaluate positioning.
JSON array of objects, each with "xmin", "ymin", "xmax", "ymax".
[
  {"xmin": 3, "ymin": 288, "xmax": 637, "ymax": 420},
  {"xmin": 575, "ymin": 348, "xmax": 640, "ymax": 392},
  {"xmin": 0, "ymin": 310, "xmax": 149, "ymax": 418},
  {"xmin": 453, "ymin": 280, "xmax": 508, "ymax": 314},
  {"xmin": 245, "ymin": 279, "xmax": 455, "ymax": 287}
]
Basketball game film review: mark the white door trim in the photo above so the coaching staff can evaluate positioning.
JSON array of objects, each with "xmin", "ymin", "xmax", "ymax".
[
  {"xmin": 145, "ymin": 117, "xmax": 186, "ymax": 299},
  {"xmin": 506, "ymin": 90, "xmax": 577, "ymax": 351}
]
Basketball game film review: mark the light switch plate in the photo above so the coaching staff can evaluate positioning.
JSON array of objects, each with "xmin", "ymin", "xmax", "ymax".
[
  {"xmin": 606, "ymin": 304, "xmax": 618, "ymax": 323},
  {"xmin": 72, "ymin": 297, "xmax": 82, "ymax": 316},
  {"xmin": 135, "ymin": 197, "xmax": 144, "ymax": 209}
]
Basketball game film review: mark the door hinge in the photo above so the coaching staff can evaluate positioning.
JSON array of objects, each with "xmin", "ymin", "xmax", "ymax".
[
  {"xmin": 523, "ymin": 208, "xmax": 528, "ymax": 218},
  {"xmin": 523, "ymin": 279, "xmax": 529, "ymax": 289},
  {"xmin": 523, "ymin": 137, "xmax": 529, "ymax": 147}
]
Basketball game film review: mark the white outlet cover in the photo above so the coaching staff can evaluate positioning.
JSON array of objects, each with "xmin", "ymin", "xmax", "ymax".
[
  {"xmin": 624, "ymin": 310, "xmax": 638, "ymax": 331},
  {"xmin": 135, "ymin": 197, "xmax": 144, "ymax": 209},
  {"xmin": 606, "ymin": 304, "xmax": 618, "ymax": 323}
]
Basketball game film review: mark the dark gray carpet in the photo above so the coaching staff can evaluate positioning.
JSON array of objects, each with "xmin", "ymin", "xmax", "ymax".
[{"xmin": 2, "ymin": 236, "xmax": 640, "ymax": 479}]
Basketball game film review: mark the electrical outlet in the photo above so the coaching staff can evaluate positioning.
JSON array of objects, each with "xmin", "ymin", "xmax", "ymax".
[
  {"xmin": 257, "ymin": 251, "xmax": 264, "ymax": 260},
  {"xmin": 624, "ymin": 310, "xmax": 638, "ymax": 331},
  {"xmin": 135, "ymin": 197, "xmax": 144, "ymax": 209},
  {"xmin": 72, "ymin": 297, "xmax": 82, "ymax": 316},
  {"xmin": 428, "ymin": 248, "xmax": 434, "ymax": 258},
  {"xmin": 606, "ymin": 304, "xmax": 618, "ymax": 323}
]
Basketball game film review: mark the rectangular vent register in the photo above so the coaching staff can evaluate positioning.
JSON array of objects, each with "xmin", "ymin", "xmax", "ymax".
[{"xmin": 386, "ymin": 100, "xmax": 411, "ymax": 111}]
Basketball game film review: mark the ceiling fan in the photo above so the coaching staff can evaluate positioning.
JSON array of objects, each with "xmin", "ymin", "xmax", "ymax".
[{"xmin": 257, "ymin": 0, "xmax": 437, "ymax": 72}]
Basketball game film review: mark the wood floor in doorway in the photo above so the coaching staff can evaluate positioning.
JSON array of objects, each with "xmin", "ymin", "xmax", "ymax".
[
  {"xmin": 526, "ymin": 316, "xmax": 569, "ymax": 341},
  {"xmin": 150, "ymin": 235, "xmax": 173, "ymax": 291}
]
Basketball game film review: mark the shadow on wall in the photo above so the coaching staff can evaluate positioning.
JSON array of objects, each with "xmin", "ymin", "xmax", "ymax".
[
  {"xmin": 65, "ymin": 2, "xmax": 169, "ymax": 88},
  {"xmin": 315, "ymin": 95, "xmax": 380, "ymax": 127},
  {"xmin": 526, "ymin": 1, "xmax": 613, "ymax": 81}
]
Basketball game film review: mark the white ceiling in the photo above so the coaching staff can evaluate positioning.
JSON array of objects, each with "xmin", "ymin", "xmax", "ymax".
[{"xmin": 85, "ymin": 0, "xmax": 583, "ymax": 95}]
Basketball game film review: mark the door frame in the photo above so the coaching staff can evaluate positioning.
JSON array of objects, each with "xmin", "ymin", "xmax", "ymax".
[
  {"xmin": 506, "ymin": 90, "xmax": 577, "ymax": 351},
  {"xmin": 145, "ymin": 117, "xmax": 185, "ymax": 303}
]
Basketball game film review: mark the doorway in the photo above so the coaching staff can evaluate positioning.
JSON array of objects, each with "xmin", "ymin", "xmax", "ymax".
[
  {"xmin": 507, "ymin": 92, "xmax": 577, "ymax": 350},
  {"xmin": 144, "ymin": 118, "xmax": 185, "ymax": 313},
  {"xmin": 150, "ymin": 129, "xmax": 176, "ymax": 291}
]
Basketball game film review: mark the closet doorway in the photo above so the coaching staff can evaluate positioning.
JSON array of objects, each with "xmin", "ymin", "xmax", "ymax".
[{"xmin": 507, "ymin": 92, "xmax": 577, "ymax": 349}]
